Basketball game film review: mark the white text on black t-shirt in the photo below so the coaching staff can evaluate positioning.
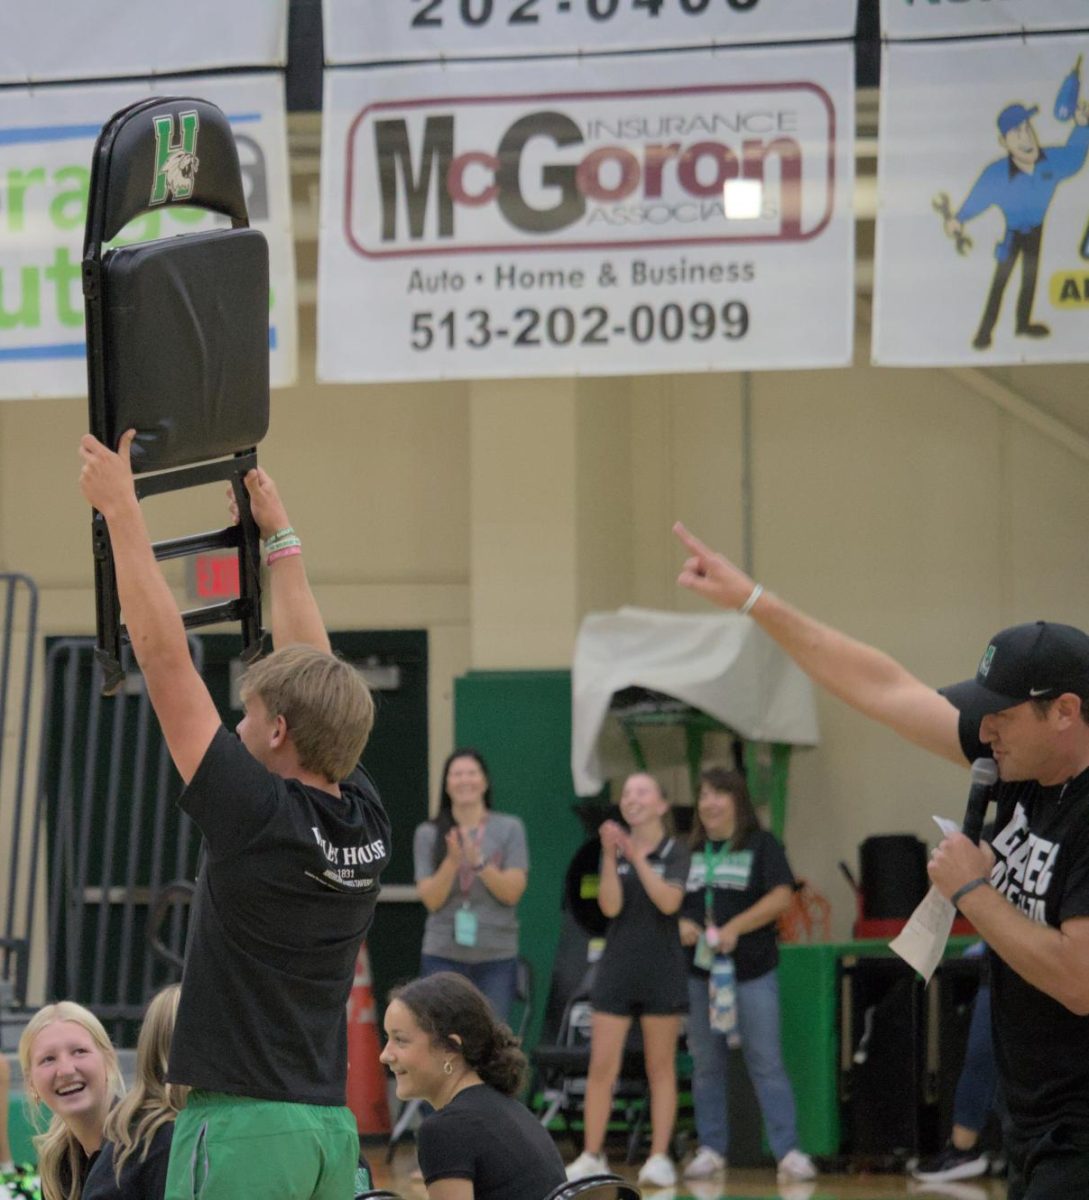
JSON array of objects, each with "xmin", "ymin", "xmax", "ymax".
[{"xmin": 990, "ymin": 803, "xmax": 1059, "ymax": 924}]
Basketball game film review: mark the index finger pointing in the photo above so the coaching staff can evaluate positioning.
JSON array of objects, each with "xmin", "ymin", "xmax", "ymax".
[{"xmin": 673, "ymin": 521, "xmax": 712, "ymax": 558}]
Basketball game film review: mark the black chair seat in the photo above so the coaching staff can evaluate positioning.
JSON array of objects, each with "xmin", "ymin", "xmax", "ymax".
[{"xmin": 533, "ymin": 1046, "xmax": 646, "ymax": 1077}]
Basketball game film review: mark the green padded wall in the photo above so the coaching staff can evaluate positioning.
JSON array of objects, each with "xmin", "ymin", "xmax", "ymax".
[{"xmin": 454, "ymin": 669, "xmax": 588, "ymax": 1049}]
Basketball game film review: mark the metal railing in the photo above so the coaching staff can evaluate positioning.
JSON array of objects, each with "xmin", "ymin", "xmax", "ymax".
[{"xmin": 32, "ymin": 637, "xmax": 204, "ymax": 1041}]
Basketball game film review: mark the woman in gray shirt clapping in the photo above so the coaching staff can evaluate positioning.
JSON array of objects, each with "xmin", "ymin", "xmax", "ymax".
[{"xmin": 414, "ymin": 749, "xmax": 529, "ymax": 1020}]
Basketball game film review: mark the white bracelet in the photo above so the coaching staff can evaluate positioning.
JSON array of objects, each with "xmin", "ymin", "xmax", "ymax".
[{"xmin": 738, "ymin": 583, "xmax": 764, "ymax": 616}]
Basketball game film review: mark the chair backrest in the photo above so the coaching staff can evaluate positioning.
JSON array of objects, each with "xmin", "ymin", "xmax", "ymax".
[
  {"xmin": 83, "ymin": 95, "xmax": 267, "ymax": 693},
  {"xmin": 84, "ymin": 95, "xmax": 268, "ymax": 470},
  {"xmin": 565, "ymin": 999, "xmax": 593, "ymax": 1048},
  {"xmin": 541, "ymin": 1173, "xmax": 642, "ymax": 1200}
]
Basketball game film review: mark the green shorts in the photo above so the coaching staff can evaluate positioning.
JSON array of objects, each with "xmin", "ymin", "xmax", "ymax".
[{"xmin": 164, "ymin": 1091, "xmax": 358, "ymax": 1200}]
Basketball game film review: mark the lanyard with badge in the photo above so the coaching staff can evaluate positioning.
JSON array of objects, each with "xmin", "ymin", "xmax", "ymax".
[
  {"xmin": 693, "ymin": 840, "xmax": 730, "ymax": 970},
  {"xmin": 454, "ymin": 817, "xmax": 488, "ymax": 947},
  {"xmin": 696, "ymin": 839, "xmax": 741, "ymax": 1042}
]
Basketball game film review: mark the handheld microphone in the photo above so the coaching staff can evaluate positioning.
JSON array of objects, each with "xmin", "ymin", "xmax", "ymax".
[{"xmin": 962, "ymin": 757, "xmax": 999, "ymax": 845}]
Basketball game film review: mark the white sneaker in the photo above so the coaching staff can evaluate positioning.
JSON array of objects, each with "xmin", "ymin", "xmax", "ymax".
[
  {"xmin": 638, "ymin": 1153, "xmax": 678, "ymax": 1187},
  {"xmin": 777, "ymin": 1149, "xmax": 818, "ymax": 1181},
  {"xmin": 566, "ymin": 1150, "xmax": 608, "ymax": 1181},
  {"xmin": 683, "ymin": 1146, "xmax": 726, "ymax": 1179}
]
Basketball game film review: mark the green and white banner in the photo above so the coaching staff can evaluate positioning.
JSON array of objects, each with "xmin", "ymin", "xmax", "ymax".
[
  {"xmin": 873, "ymin": 36, "xmax": 1089, "ymax": 365},
  {"xmin": 0, "ymin": 73, "xmax": 297, "ymax": 399},
  {"xmin": 882, "ymin": 0, "xmax": 1089, "ymax": 40},
  {"xmin": 323, "ymin": 0, "xmax": 858, "ymax": 63},
  {"xmin": 1, "ymin": 1, "xmax": 288, "ymax": 83},
  {"xmin": 318, "ymin": 46, "xmax": 855, "ymax": 381}
]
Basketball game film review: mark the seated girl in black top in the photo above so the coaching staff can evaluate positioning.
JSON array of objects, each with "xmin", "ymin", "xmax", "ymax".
[
  {"xmin": 19, "ymin": 1002, "xmax": 125, "ymax": 1200},
  {"xmin": 381, "ymin": 972, "xmax": 565, "ymax": 1200},
  {"xmin": 84, "ymin": 986, "xmax": 185, "ymax": 1200}
]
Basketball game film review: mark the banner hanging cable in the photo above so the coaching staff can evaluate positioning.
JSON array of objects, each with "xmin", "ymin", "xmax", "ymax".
[{"xmin": 881, "ymin": 0, "xmax": 1089, "ymax": 42}]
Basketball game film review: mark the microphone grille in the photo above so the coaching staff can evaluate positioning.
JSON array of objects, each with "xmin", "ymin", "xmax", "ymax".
[{"xmin": 971, "ymin": 757, "xmax": 999, "ymax": 787}]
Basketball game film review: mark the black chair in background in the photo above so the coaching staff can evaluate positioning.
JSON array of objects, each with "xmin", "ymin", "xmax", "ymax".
[{"xmin": 531, "ymin": 966, "xmax": 650, "ymax": 1163}]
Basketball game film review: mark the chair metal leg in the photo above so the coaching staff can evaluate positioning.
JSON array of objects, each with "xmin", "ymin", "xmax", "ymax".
[
  {"xmin": 538, "ymin": 1093, "xmax": 564, "ymax": 1127},
  {"xmin": 386, "ymin": 1097, "xmax": 422, "ymax": 1162},
  {"xmin": 625, "ymin": 1098, "xmax": 648, "ymax": 1164}
]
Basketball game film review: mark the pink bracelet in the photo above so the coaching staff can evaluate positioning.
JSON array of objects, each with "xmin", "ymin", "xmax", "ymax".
[{"xmin": 266, "ymin": 545, "xmax": 303, "ymax": 566}]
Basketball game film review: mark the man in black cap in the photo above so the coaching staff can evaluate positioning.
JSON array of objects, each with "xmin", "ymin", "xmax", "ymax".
[{"xmin": 673, "ymin": 522, "xmax": 1089, "ymax": 1200}]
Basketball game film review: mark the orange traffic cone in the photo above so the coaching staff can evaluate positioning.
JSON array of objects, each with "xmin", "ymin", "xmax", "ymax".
[{"xmin": 346, "ymin": 941, "xmax": 391, "ymax": 1135}]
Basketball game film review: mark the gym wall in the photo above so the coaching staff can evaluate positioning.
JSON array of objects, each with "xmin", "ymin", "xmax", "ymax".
[{"xmin": 1, "ymin": 311, "xmax": 1086, "ymax": 939}]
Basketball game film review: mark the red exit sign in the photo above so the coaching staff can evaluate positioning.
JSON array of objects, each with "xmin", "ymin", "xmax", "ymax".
[{"xmin": 191, "ymin": 554, "xmax": 240, "ymax": 600}]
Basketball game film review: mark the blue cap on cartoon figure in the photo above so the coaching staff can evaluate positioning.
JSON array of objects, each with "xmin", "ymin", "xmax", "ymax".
[{"xmin": 998, "ymin": 103, "xmax": 1039, "ymax": 136}]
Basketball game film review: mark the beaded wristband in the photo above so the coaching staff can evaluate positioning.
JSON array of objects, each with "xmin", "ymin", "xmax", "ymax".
[
  {"xmin": 264, "ymin": 527, "xmax": 296, "ymax": 550},
  {"xmin": 266, "ymin": 544, "xmax": 303, "ymax": 567}
]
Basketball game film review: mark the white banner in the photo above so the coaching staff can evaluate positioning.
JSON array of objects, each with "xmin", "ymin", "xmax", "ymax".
[
  {"xmin": 323, "ymin": 0, "xmax": 858, "ymax": 63},
  {"xmin": 873, "ymin": 37, "xmax": 1089, "ymax": 366},
  {"xmin": 0, "ymin": 73, "xmax": 297, "ymax": 399},
  {"xmin": 883, "ymin": 0, "xmax": 1089, "ymax": 40},
  {"xmin": 1, "ymin": 1, "xmax": 288, "ymax": 83},
  {"xmin": 318, "ymin": 47, "xmax": 855, "ymax": 381}
]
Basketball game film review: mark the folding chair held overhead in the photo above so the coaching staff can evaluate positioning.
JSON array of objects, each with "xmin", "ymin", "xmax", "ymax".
[{"xmin": 83, "ymin": 96, "xmax": 269, "ymax": 694}]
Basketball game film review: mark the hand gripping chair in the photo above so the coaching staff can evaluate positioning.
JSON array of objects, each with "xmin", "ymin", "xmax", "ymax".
[{"xmin": 83, "ymin": 96, "xmax": 269, "ymax": 695}]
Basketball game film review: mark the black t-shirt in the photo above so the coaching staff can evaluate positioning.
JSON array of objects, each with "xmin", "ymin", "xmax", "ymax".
[
  {"xmin": 681, "ymin": 829, "xmax": 795, "ymax": 982},
  {"xmin": 418, "ymin": 1084, "xmax": 566, "ymax": 1200},
  {"xmin": 959, "ymin": 713, "xmax": 1089, "ymax": 1133},
  {"xmin": 83, "ymin": 1123, "xmax": 173, "ymax": 1200},
  {"xmin": 58, "ymin": 1144, "xmax": 99, "ymax": 1198},
  {"xmin": 597, "ymin": 836, "xmax": 690, "ymax": 974},
  {"xmin": 167, "ymin": 727, "xmax": 391, "ymax": 1105}
]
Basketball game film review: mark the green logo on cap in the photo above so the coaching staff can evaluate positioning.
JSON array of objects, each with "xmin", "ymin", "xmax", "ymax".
[{"xmin": 979, "ymin": 645, "xmax": 996, "ymax": 677}]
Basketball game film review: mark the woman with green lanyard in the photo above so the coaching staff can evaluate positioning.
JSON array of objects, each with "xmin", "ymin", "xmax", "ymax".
[
  {"xmin": 678, "ymin": 766, "xmax": 817, "ymax": 1184},
  {"xmin": 414, "ymin": 748, "xmax": 528, "ymax": 1020}
]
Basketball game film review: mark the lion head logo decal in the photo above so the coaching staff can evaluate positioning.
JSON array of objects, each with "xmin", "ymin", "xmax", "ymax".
[{"xmin": 162, "ymin": 148, "xmax": 200, "ymax": 199}]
